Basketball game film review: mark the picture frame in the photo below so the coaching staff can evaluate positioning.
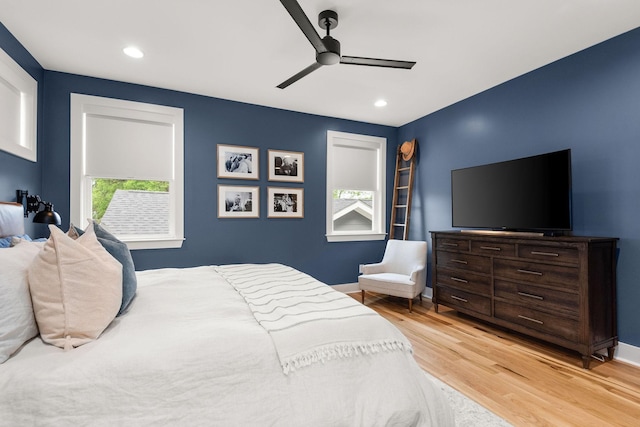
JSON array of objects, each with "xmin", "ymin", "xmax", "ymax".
[
  {"xmin": 217, "ymin": 144, "xmax": 259, "ymax": 180},
  {"xmin": 218, "ymin": 185, "xmax": 259, "ymax": 218},
  {"xmin": 268, "ymin": 149, "xmax": 304, "ymax": 182},
  {"xmin": 268, "ymin": 187, "xmax": 304, "ymax": 218}
]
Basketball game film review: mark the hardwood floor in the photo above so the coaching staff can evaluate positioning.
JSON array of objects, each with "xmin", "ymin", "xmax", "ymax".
[{"xmin": 354, "ymin": 292, "xmax": 640, "ymax": 427}]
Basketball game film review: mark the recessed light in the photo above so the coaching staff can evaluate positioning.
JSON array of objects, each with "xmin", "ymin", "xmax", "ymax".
[
  {"xmin": 123, "ymin": 46, "xmax": 144, "ymax": 59},
  {"xmin": 374, "ymin": 99, "xmax": 387, "ymax": 107}
]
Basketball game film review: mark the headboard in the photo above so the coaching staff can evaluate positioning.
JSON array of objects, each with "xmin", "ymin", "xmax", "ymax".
[{"xmin": 0, "ymin": 202, "xmax": 25, "ymax": 238}]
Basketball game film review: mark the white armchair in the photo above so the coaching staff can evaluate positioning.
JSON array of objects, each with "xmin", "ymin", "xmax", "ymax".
[{"xmin": 358, "ymin": 239, "xmax": 427, "ymax": 312}]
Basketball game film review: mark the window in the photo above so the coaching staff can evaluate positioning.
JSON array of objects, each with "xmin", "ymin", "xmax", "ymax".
[
  {"xmin": 326, "ymin": 131, "xmax": 386, "ymax": 242},
  {"xmin": 70, "ymin": 94, "xmax": 184, "ymax": 249},
  {"xmin": 0, "ymin": 46, "xmax": 37, "ymax": 162}
]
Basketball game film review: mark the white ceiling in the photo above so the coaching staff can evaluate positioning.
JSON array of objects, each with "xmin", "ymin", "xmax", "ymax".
[{"xmin": 1, "ymin": 0, "xmax": 639, "ymax": 127}]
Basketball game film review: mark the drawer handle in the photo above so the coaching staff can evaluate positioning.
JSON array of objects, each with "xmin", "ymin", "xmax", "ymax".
[
  {"xmin": 518, "ymin": 315, "xmax": 544, "ymax": 325},
  {"xmin": 451, "ymin": 295, "xmax": 468, "ymax": 303},
  {"xmin": 517, "ymin": 269, "xmax": 543, "ymax": 276},
  {"xmin": 517, "ymin": 291, "xmax": 544, "ymax": 300},
  {"xmin": 442, "ymin": 243, "xmax": 458, "ymax": 247},
  {"xmin": 451, "ymin": 277, "xmax": 469, "ymax": 284},
  {"xmin": 530, "ymin": 251, "xmax": 559, "ymax": 257},
  {"xmin": 480, "ymin": 246, "xmax": 501, "ymax": 251},
  {"xmin": 451, "ymin": 259, "xmax": 468, "ymax": 265}
]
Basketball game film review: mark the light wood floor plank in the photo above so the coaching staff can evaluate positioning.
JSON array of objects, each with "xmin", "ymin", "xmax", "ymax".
[{"xmin": 354, "ymin": 292, "xmax": 640, "ymax": 426}]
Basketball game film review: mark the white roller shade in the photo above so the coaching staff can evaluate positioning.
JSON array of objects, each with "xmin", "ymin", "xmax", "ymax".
[
  {"xmin": 84, "ymin": 114, "xmax": 174, "ymax": 181},
  {"xmin": 331, "ymin": 139, "xmax": 378, "ymax": 191}
]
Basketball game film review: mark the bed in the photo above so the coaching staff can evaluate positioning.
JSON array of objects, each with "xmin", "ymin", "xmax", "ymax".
[{"xmin": 0, "ymin": 201, "xmax": 454, "ymax": 426}]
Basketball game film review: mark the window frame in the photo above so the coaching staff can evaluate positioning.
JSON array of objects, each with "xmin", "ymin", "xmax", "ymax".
[
  {"xmin": 326, "ymin": 130, "xmax": 386, "ymax": 242},
  {"xmin": 70, "ymin": 94, "xmax": 184, "ymax": 250},
  {"xmin": 0, "ymin": 46, "xmax": 37, "ymax": 162}
]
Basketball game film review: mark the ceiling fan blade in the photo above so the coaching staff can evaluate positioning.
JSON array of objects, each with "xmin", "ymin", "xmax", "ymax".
[
  {"xmin": 277, "ymin": 62, "xmax": 323, "ymax": 89},
  {"xmin": 340, "ymin": 56, "xmax": 416, "ymax": 69},
  {"xmin": 280, "ymin": 0, "xmax": 327, "ymax": 54}
]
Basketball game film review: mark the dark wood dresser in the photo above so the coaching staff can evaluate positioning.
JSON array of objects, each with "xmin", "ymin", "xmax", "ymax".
[{"xmin": 430, "ymin": 231, "xmax": 618, "ymax": 368}]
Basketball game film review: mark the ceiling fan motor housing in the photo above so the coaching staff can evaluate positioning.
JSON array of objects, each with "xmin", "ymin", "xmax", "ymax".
[{"xmin": 317, "ymin": 36, "xmax": 341, "ymax": 65}]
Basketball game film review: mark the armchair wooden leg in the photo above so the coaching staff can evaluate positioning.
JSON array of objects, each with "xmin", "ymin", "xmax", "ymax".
[
  {"xmin": 408, "ymin": 298, "xmax": 413, "ymax": 313},
  {"xmin": 361, "ymin": 290, "xmax": 365, "ymax": 304}
]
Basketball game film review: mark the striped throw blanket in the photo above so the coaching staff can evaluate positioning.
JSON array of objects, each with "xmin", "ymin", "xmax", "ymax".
[{"xmin": 215, "ymin": 264, "xmax": 412, "ymax": 374}]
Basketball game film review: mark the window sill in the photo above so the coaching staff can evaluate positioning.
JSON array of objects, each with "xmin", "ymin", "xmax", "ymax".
[
  {"xmin": 122, "ymin": 237, "xmax": 185, "ymax": 250},
  {"xmin": 326, "ymin": 233, "xmax": 386, "ymax": 242}
]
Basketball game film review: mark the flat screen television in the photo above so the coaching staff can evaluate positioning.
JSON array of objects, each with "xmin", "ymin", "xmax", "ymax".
[{"xmin": 451, "ymin": 149, "xmax": 572, "ymax": 233}]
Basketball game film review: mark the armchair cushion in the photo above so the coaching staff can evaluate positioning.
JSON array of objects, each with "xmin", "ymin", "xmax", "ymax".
[{"xmin": 359, "ymin": 273, "xmax": 418, "ymax": 299}]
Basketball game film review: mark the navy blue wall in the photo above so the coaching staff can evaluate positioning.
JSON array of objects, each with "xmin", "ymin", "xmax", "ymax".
[
  {"xmin": 0, "ymin": 23, "xmax": 43, "ymax": 237},
  {"xmin": 38, "ymin": 72, "xmax": 398, "ymax": 285},
  {"xmin": 399, "ymin": 27, "xmax": 640, "ymax": 347}
]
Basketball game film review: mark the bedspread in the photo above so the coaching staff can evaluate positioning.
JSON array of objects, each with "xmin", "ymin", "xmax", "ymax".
[{"xmin": 0, "ymin": 265, "xmax": 453, "ymax": 426}]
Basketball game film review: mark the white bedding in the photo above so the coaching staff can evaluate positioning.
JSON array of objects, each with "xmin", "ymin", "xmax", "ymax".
[{"xmin": 0, "ymin": 264, "xmax": 453, "ymax": 426}]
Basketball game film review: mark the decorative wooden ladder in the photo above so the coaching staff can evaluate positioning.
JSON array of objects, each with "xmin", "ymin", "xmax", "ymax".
[{"xmin": 389, "ymin": 140, "xmax": 417, "ymax": 240}]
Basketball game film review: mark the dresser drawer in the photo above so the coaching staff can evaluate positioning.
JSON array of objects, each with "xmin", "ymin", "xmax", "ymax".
[
  {"xmin": 494, "ymin": 279, "xmax": 579, "ymax": 318},
  {"xmin": 436, "ymin": 238, "xmax": 470, "ymax": 252},
  {"xmin": 436, "ymin": 251, "xmax": 491, "ymax": 274},
  {"xmin": 493, "ymin": 259, "xmax": 578, "ymax": 289},
  {"xmin": 436, "ymin": 286, "xmax": 491, "ymax": 316},
  {"xmin": 435, "ymin": 267, "xmax": 491, "ymax": 295},
  {"xmin": 494, "ymin": 301, "xmax": 579, "ymax": 342},
  {"xmin": 517, "ymin": 244, "xmax": 579, "ymax": 265},
  {"xmin": 470, "ymin": 240, "xmax": 516, "ymax": 257}
]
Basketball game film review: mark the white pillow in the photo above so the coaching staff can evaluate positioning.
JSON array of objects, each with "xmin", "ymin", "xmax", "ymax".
[
  {"xmin": 28, "ymin": 225, "xmax": 122, "ymax": 350},
  {"xmin": 0, "ymin": 241, "xmax": 43, "ymax": 363}
]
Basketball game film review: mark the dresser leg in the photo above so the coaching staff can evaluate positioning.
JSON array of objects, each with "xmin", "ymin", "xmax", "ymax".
[
  {"xmin": 607, "ymin": 346, "xmax": 615, "ymax": 361},
  {"xmin": 581, "ymin": 355, "xmax": 591, "ymax": 369},
  {"xmin": 434, "ymin": 303, "xmax": 439, "ymax": 313}
]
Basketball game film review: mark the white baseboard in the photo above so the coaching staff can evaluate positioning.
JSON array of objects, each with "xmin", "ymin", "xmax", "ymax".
[
  {"xmin": 332, "ymin": 284, "xmax": 640, "ymax": 367},
  {"xmin": 332, "ymin": 282, "xmax": 359, "ymax": 293},
  {"xmin": 332, "ymin": 283, "xmax": 435, "ymax": 299},
  {"xmin": 614, "ymin": 342, "xmax": 640, "ymax": 367}
]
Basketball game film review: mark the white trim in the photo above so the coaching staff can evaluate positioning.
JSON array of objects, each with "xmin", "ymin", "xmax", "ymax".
[
  {"xmin": 326, "ymin": 233, "xmax": 387, "ymax": 242},
  {"xmin": 124, "ymin": 237, "xmax": 185, "ymax": 250},
  {"xmin": 332, "ymin": 282, "xmax": 360, "ymax": 293},
  {"xmin": 70, "ymin": 94, "xmax": 184, "ymax": 250},
  {"xmin": 326, "ymin": 130, "xmax": 386, "ymax": 242},
  {"xmin": 335, "ymin": 282, "xmax": 433, "ymax": 297},
  {"xmin": 0, "ymin": 46, "xmax": 37, "ymax": 162},
  {"xmin": 613, "ymin": 342, "xmax": 640, "ymax": 367},
  {"xmin": 423, "ymin": 286, "xmax": 433, "ymax": 300}
]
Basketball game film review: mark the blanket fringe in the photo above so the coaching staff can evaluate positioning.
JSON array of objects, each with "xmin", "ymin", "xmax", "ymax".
[{"xmin": 282, "ymin": 339, "xmax": 412, "ymax": 374}]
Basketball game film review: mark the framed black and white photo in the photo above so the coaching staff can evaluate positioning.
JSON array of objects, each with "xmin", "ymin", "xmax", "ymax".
[
  {"xmin": 218, "ymin": 185, "xmax": 259, "ymax": 218},
  {"xmin": 268, "ymin": 187, "xmax": 303, "ymax": 218},
  {"xmin": 217, "ymin": 144, "xmax": 259, "ymax": 180},
  {"xmin": 268, "ymin": 149, "xmax": 303, "ymax": 182}
]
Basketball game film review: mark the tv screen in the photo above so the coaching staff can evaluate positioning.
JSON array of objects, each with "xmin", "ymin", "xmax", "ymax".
[{"xmin": 451, "ymin": 149, "xmax": 572, "ymax": 232}]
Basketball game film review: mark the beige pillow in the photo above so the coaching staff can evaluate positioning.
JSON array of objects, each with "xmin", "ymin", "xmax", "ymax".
[{"xmin": 28, "ymin": 225, "xmax": 122, "ymax": 350}]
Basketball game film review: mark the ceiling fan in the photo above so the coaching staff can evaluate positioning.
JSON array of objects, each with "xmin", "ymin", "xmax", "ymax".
[{"xmin": 277, "ymin": 0, "xmax": 416, "ymax": 89}]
